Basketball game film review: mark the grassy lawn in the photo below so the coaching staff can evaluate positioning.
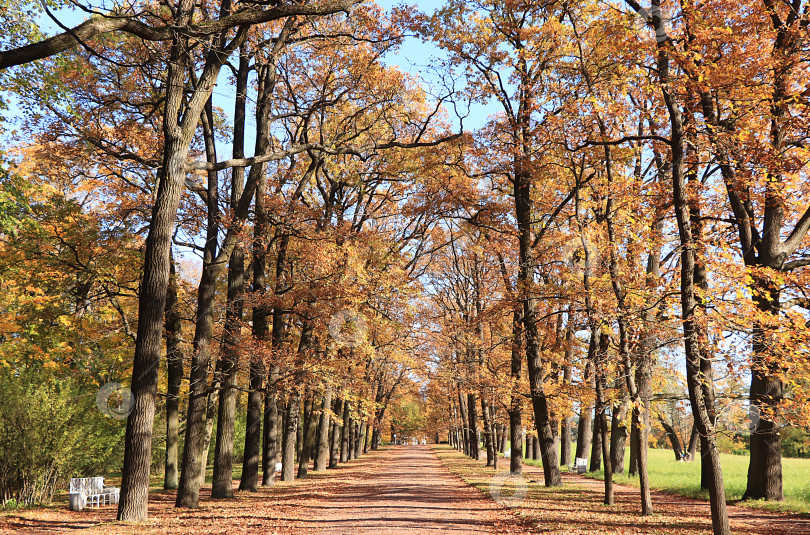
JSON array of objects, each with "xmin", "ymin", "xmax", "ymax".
[{"xmin": 519, "ymin": 447, "xmax": 810, "ymax": 515}]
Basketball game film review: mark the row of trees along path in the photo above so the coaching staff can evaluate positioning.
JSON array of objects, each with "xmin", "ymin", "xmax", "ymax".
[{"xmin": 1, "ymin": 1, "xmax": 810, "ymax": 535}]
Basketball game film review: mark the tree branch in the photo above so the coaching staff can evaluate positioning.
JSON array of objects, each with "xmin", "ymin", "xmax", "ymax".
[{"xmin": 0, "ymin": 0, "xmax": 360, "ymax": 69}]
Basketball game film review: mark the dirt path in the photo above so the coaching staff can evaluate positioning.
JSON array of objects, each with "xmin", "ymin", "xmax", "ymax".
[
  {"xmin": 0, "ymin": 446, "xmax": 528, "ymax": 535},
  {"xmin": 300, "ymin": 445, "xmax": 522, "ymax": 534}
]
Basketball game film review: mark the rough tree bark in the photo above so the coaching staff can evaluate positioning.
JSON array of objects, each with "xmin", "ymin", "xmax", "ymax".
[
  {"xmin": 481, "ymin": 397, "xmax": 495, "ymax": 467},
  {"xmin": 282, "ymin": 322, "xmax": 311, "ymax": 481},
  {"xmin": 340, "ymin": 400, "xmax": 350, "ymax": 463},
  {"xmin": 240, "ymin": 49, "xmax": 279, "ymax": 493},
  {"xmin": 660, "ymin": 18, "xmax": 730, "ymax": 528},
  {"xmin": 176, "ymin": 93, "xmax": 228, "ymax": 510},
  {"xmin": 659, "ymin": 417, "xmax": 684, "ymax": 461},
  {"xmin": 509, "ymin": 308, "xmax": 524, "ymax": 475},
  {"xmin": 610, "ymin": 396, "xmax": 628, "ymax": 475},
  {"xmin": 298, "ymin": 390, "xmax": 315, "ymax": 479},
  {"xmin": 595, "ymin": 333, "xmax": 614, "ymax": 505},
  {"xmin": 560, "ymin": 322, "xmax": 574, "ymax": 468},
  {"xmin": 576, "ymin": 361, "xmax": 594, "ymax": 461},
  {"xmin": 329, "ymin": 398, "xmax": 342, "ymax": 468},
  {"xmin": 467, "ymin": 392, "xmax": 480, "ymax": 460},
  {"xmin": 211, "ymin": 55, "xmax": 248, "ymax": 496},
  {"xmin": 315, "ymin": 386, "xmax": 333, "ymax": 471},
  {"xmin": 118, "ymin": 0, "xmax": 225, "ymax": 518},
  {"xmin": 457, "ymin": 387, "xmax": 470, "ymax": 457},
  {"xmin": 164, "ymin": 254, "xmax": 183, "ymax": 491}
]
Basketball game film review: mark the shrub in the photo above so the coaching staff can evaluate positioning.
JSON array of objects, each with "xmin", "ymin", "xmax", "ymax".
[{"xmin": 0, "ymin": 367, "xmax": 125, "ymax": 506}]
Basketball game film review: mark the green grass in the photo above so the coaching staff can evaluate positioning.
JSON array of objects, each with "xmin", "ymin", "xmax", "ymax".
[{"xmin": 518, "ymin": 447, "xmax": 810, "ymax": 515}]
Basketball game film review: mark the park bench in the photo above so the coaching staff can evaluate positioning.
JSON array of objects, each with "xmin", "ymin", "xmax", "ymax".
[
  {"xmin": 68, "ymin": 477, "xmax": 119, "ymax": 511},
  {"xmin": 570, "ymin": 457, "xmax": 587, "ymax": 474}
]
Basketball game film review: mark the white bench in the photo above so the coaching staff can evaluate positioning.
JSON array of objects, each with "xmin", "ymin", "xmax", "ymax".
[
  {"xmin": 69, "ymin": 477, "xmax": 119, "ymax": 511},
  {"xmin": 570, "ymin": 457, "xmax": 587, "ymax": 474}
]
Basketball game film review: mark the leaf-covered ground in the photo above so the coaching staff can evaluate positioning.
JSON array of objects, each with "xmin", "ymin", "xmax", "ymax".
[
  {"xmin": 0, "ymin": 446, "xmax": 533, "ymax": 534},
  {"xmin": 4, "ymin": 445, "xmax": 810, "ymax": 534},
  {"xmin": 435, "ymin": 445, "xmax": 810, "ymax": 534}
]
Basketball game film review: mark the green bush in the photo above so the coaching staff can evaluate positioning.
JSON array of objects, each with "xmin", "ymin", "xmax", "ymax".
[
  {"xmin": 782, "ymin": 427, "xmax": 810, "ymax": 458},
  {"xmin": 0, "ymin": 367, "xmax": 125, "ymax": 506}
]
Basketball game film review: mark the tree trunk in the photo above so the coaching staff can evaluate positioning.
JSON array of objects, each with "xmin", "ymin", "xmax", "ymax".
[
  {"xmin": 745, "ymin": 311, "xmax": 784, "ymax": 500},
  {"xmin": 509, "ymin": 308, "xmax": 523, "ymax": 475},
  {"xmin": 596, "ymin": 333, "xmax": 613, "ymax": 505},
  {"xmin": 211, "ymin": 147, "xmax": 246, "ymax": 497},
  {"xmin": 588, "ymin": 334, "xmax": 601, "ymax": 472},
  {"xmin": 511, "ymin": 44, "xmax": 561, "ymax": 489},
  {"xmin": 298, "ymin": 391, "xmax": 315, "ymax": 479},
  {"xmin": 283, "ymin": 322, "xmax": 311, "ymax": 481},
  {"xmin": 560, "ymin": 362, "xmax": 573, "ymax": 468},
  {"xmin": 340, "ymin": 401, "xmax": 350, "ymax": 463},
  {"xmin": 329, "ymin": 398, "xmax": 342, "ymax": 468},
  {"xmin": 263, "ymin": 220, "xmax": 289, "ymax": 487},
  {"xmin": 628, "ymin": 418, "xmax": 639, "ymax": 476},
  {"xmin": 576, "ymin": 407, "xmax": 593, "ymax": 461},
  {"xmin": 467, "ymin": 392, "xmax": 479, "ymax": 460},
  {"xmin": 486, "ymin": 401, "xmax": 497, "ymax": 469},
  {"xmin": 296, "ymin": 402, "xmax": 304, "ymax": 462},
  {"xmin": 211, "ymin": 46, "xmax": 249, "ymax": 500},
  {"xmin": 576, "ymin": 362, "xmax": 594, "ymax": 461},
  {"xmin": 663, "ymin": 39, "xmax": 731, "ymax": 530},
  {"xmin": 481, "ymin": 397, "xmax": 495, "ymax": 467},
  {"xmin": 239, "ymin": 50, "xmax": 272, "ymax": 493},
  {"xmin": 347, "ymin": 418, "xmax": 355, "ymax": 461},
  {"xmin": 631, "ymin": 332, "xmax": 654, "ymax": 514},
  {"xmin": 314, "ymin": 387, "xmax": 332, "ymax": 471},
  {"xmin": 164, "ymin": 254, "xmax": 183, "ymax": 491},
  {"xmin": 589, "ymin": 416, "xmax": 602, "ymax": 472},
  {"xmin": 610, "ymin": 397, "xmax": 628, "ymax": 475},
  {"xmin": 363, "ymin": 418, "xmax": 371, "ymax": 453},
  {"xmin": 356, "ymin": 420, "xmax": 365, "ymax": 459},
  {"xmin": 510, "ymin": 420, "xmax": 523, "ymax": 475},
  {"xmin": 176, "ymin": 96, "xmax": 224, "ymax": 510},
  {"xmin": 457, "ymin": 387, "xmax": 470, "ymax": 457},
  {"xmin": 281, "ymin": 397, "xmax": 299, "ymax": 482},
  {"xmin": 199, "ymin": 389, "xmax": 216, "ymax": 489},
  {"xmin": 261, "ymin": 372, "xmax": 279, "ymax": 487},
  {"xmin": 659, "ymin": 417, "xmax": 683, "ymax": 460},
  {"xmin": 118, "ymin": 2, "xmax": 241, "ymax": 518},
  {"xmin": 239, "ymin": 352, "xmax": 263, "ymax": 492},
  {"xmin": 371, "ymin": 422, "xmax": 381, "ymax": 450},
  {"xmin": 686, "ymin": 424, "xmax": 699, "ymax": 461}
]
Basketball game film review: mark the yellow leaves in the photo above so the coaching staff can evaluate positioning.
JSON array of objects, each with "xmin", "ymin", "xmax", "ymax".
[{"xmin": 0, "ymin": 316, "xmax": 18, "ymax": 334}]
